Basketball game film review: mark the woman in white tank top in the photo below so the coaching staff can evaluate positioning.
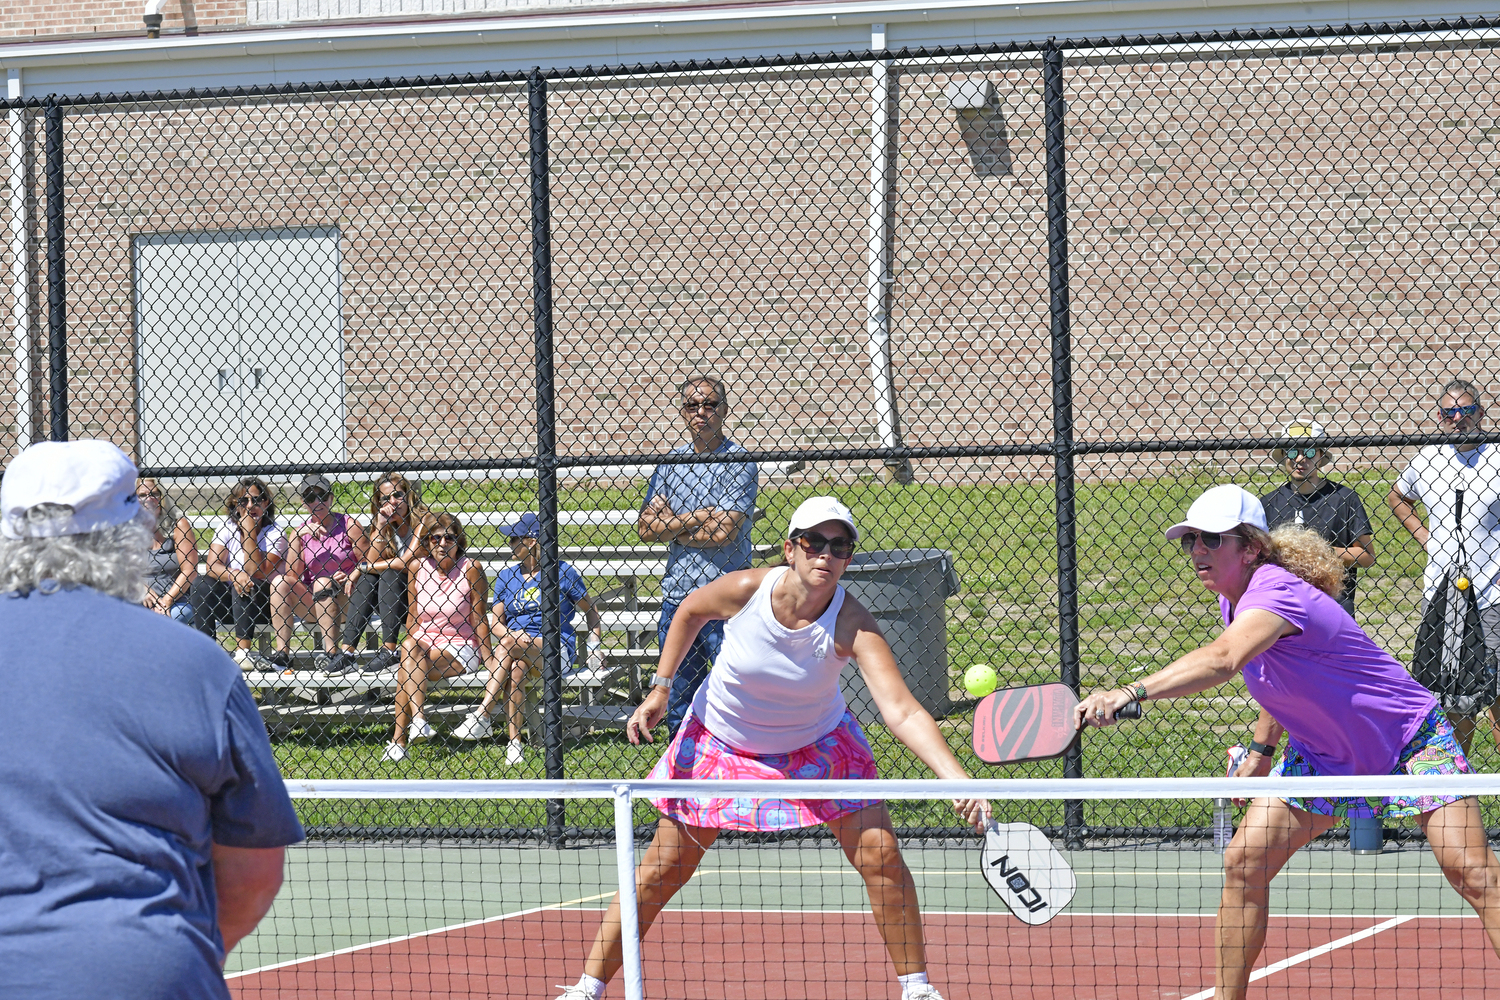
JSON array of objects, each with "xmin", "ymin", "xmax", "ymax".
[{"xmin": 556, "ymin": 497, "xmax": 987, "ymax": 1000}]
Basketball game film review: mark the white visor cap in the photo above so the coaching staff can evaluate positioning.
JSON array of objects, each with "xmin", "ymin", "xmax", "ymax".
[
  {"xmin": 1, "ymin": 440, "xmax": 141, "ymax": 540},
  {"xmin": 787, "ymin": 496, "xmax": 858, "ymax": 542},
  {"xmin": 1163, "ymin": 484, "xmax": 1268, "ymax": 541}
]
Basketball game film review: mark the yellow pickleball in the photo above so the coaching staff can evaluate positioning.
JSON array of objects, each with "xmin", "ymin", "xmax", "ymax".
[
  {"xmin": 1458, "ymin": 577, "xmax": 1471, "ymax": 591},
  {"xmin": 963, "ymin": 664, "xmax": 999, "ymax": 698}
]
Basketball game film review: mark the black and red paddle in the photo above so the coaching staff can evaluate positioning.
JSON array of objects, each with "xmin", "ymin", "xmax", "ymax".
[{"xmin": 971, "ymin": 682, "xmax": 1142, "ymax": 765}]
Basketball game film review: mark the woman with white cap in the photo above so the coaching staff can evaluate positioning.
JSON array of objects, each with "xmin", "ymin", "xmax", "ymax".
[
  {"xmin": 1076, "ymin": 484, "xmax": 1500, "ymax": 999},
  {"xmin": 554, "ymin": 497, "xmax": 986, "ymax": 1000}
]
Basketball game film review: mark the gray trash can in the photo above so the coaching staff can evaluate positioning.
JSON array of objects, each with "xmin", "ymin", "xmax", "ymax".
[{"xmin": 838, "ymin": 548, "xmax": 961, "ymax": 726}]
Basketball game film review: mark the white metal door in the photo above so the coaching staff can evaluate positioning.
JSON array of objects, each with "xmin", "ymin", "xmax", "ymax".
[
  {"xmin": 238, "ymin": 229, "xmax": 347, "ymax": 465},
  {"xmin": 133, "ymin": 228, "xmax": 346, "ymax": 469},
  {"xmin": 134, "ymin": 233, "xmax": 244, "ymax": 468}
]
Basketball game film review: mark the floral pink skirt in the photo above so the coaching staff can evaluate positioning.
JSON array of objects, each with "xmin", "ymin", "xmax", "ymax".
[{"xmin": 647, "ymin": 709, "xmax": 880, "ymax": 831}]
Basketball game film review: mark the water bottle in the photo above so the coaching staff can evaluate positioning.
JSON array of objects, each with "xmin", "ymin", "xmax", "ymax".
[
  {"xmin": 1215, "ymin": 745, "xmax": 1248, "ymax": 852},
  {"xmin": 587, "ymin": 634, "xmax": 605, "ymax": 673}
]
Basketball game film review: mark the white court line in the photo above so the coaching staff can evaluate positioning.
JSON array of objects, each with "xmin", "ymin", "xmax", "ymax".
[
  {"xmin": 224, "ymin": 890, "xmax": 615, "ymax": 979},
  {"xmin": 1178, "ymin": 915, "xmax": 1415, "ymax": 1000}
]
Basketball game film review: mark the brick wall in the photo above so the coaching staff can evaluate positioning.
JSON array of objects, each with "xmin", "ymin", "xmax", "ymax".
[
  {"xmin": 0, "ymin": 0, "xmax": 246, "ymax": 40},
  {"xmin": 2, "ymin": 44, "xmax": 1497, "ymax": 484}
]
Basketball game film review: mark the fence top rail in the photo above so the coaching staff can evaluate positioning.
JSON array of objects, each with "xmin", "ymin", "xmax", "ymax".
[
  {"xmin": 284, "ymin": 775, "xmax": 1500, "ymax": 800},
  {"xmin": 7, "ymin": 14, "xmax": 1500, "ymax": 112}
]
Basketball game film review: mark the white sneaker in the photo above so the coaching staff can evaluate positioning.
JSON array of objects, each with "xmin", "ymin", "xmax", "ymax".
[
  {"xmin": 506, "ymin": 739, "xmax": 524, "ymax": 765},
  {"xmin": 904, "ymin": 986, "xmax": 946, "ymax": 1000},
  {"xmin": 552, "ymin": 985, "xmax": 592, "ymax": 1000},
  {"xmin": 232, "ymin": 648, "xmax": 254, "ymax": 670},
  {"xmin": 452, "ymin": 710, "xmax": 494, "ymax": 741},
  {"xmin": 409, "ymin": 715, "xmax": 435, "ymax": 743},
  {"xmin": 382, "ymin": 742, "xmax": 407, "ymax": 762}
]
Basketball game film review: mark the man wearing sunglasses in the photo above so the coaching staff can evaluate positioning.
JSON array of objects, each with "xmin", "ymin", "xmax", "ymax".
[
  {"xmin": 1259, "ymin": 421, "xmax": 1374, "ymax": 616},
  {"xmin": 1389, "ymin": 378, "xmax": 1500, "ymax": 752},
  {"xmin": 637, "ymin": 375, "xmax": 759, "ymax": 734}
]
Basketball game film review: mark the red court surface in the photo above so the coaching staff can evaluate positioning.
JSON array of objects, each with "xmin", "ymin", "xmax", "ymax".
[{"xmin": 231, "ymin": 910, "xmax": 1500, "ymax": 999}]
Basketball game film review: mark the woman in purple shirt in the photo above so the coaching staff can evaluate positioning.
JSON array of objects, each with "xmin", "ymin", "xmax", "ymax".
[{"xmin": 1077, "ymin": 485, "xmax": 1500, "ymax": 999}]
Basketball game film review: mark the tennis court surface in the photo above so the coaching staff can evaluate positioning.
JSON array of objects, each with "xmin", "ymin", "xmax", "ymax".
[{"xmin": 228, "ymin": 777, "xmax": 1500, "ymax": 999}]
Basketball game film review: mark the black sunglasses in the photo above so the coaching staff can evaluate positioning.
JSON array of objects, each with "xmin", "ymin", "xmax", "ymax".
[
  {"xmin": 302, "ymin": 490, "xmax": 331, "ymax": 504},
  {"xmin": 380, "ymin": 489, "xmax": 407, "ymax": 503},
  {"xmin": 791, "ymin": 530, "xmax": 855, "ymax": 560},
  {"xmin": 428, "ymin": 532, "xmax": 458, "ymax": 544},
  {"xmin": 236, "ymin": 493, "xmax": 268, "ymax": 508},
  {"xmin": 1177, "ymin": 530, "xmax": 1243, "ymax": 553},
  {"xmin": 681, "ymin": 399, "xmax": 724, "ymax": 413}
]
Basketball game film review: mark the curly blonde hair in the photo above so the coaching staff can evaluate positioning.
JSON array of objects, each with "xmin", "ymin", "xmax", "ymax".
[{"xmin": 1240, "ymin": 524, "xmax": 1345, "ymax": 598}]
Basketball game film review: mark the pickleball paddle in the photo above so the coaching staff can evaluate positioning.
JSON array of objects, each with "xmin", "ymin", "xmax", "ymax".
[
  {"xmin": 971, "ymin": 682, "xmax": 1142, "ymax": 764},
  {"xmin": 980, "ymin": 821, "xmax": 1077, "ymax": 925}
]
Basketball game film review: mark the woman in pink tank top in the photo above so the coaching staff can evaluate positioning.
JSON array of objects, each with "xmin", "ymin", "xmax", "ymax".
[
  {"xmin": 385, "ymin": 512, "xmax": 498, "ymax": 762},
  {"xmin": 269, "ymin": 472, "xmax": 367, "ymax": 672}
]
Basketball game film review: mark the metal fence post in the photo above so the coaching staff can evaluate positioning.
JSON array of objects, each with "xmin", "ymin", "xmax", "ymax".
[
  {"xmin": 1043, "ymin": 42, "xmax": 1083, "ymax": 844},
  {"xmin": 529, "ymin": 68, "xmax": 565, "ymax": 839},
  {"xmin": 43, "ymin": 97, "xmax": 65, "ymax": 442}
]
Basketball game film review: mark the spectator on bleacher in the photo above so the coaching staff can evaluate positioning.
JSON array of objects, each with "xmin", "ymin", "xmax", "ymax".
[
  {"xmin": 384, "ymin": 513, "xmax": 498, "ymax": 763},
  {"xmin": 0, "ymin": 441, "xmax": 302, "ymax": 997},
  {"xmin": 1258, "ymin": 420, "xmax": 1375, "ymax": 616},
  {"xmin": 452, "ymin": 512, "xmax": 603, "ymax": 765},
  {"xmin": 637, "ymin": 374, "xmax": 759, "ymax": 735},
  {"xmin": 335, "ymin": 472, "xmax": 432, "ymax": 674},
  {"xmin": 268, "ymin": 473, "xmax": 366, "ymax": 674},
  {"xmin": 189, "ymin": 477, "xmax": 287, "ymax": 670},
  {"xmin": 1389, "ymin": 378, "xmax": 1500, "ymax": 754},
  {"xmin": 137, "ymin": 476, "xmax": 199, "ymax": 623}
]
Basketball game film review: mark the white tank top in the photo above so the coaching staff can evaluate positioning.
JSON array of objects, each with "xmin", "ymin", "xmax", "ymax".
[{"xmin": 691, "ymin": 566, "xmax": 850, "ymax": 754}]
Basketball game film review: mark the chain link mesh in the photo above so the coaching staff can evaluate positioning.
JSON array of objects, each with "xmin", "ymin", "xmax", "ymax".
[{"xmin": 3, "ymin": 25, "xmax": 1499, "ymax": 834}]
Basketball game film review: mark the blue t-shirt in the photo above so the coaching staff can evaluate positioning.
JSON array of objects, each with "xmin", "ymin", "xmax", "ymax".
[
  {"xmin": 644, "ymin": 439, "xmax": 759, "ymax": 600},
  {"xmin": 492, "ymin": 561, "xmax": 589, "ymax": 656},
  {"xmin": 0, "ymin": 585, "xmax": 304, "ymax": 1000}
]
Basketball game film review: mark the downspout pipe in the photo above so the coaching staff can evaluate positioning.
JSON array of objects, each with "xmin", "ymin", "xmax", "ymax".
[
  {"xmin": 144, "ymin": 0, "xmax": 167, "ymax": 38},
  {"xmin": 864, "ymin": 24, "xmax": 913, "ymax": 484},
  {"xmin": 7, "ymin": 69, "xmax": 32, "ymax": 449}
]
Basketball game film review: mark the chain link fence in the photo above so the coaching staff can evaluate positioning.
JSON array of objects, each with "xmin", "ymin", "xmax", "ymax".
[{"xmin": 5, "ymin": 19, "xmax": 1500, "ymax": 836}]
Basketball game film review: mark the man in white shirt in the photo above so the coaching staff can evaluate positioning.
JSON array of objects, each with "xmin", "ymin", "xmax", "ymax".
[{"xmin": 1389, "ymin": 378, "xmax": 1500, "ymax": 752}]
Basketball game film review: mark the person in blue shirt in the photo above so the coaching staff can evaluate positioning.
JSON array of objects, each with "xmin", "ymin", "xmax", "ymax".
[
  {"xmin": 636, "ymin": 375, "xmax": 760, "ymax": 734},
  {"xmin": 0, "ymin": 440, "xmax": 303, "ymax": 1000},
  {"xmin": 453, "ymin": 512, "xmax": 602, "ymax": 765}
]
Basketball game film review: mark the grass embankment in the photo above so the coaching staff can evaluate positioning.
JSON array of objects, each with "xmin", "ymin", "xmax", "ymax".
[{"xmin": 255, "ymin": 471, "xmax": 1487, "ymax": 831}]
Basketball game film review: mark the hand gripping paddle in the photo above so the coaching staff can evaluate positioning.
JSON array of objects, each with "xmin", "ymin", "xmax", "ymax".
[
  {"xmin": 981, "ymin": 821, "xmax": 1077, "ymax": 925},
  {"xmin": 971, "ymin": 682, "xmax": 1142, "ymax": 764}
]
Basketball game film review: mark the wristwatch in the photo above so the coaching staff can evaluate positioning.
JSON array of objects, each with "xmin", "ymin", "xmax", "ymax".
[{"xmin": 650, "ymin": 674, "xmax": 673, "ymax": 689}]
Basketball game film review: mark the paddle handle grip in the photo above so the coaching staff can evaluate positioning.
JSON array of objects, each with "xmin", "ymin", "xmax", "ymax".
[{"xmin": 1115, "ymin": 701, "xmax": 1143, "ymax": 720}]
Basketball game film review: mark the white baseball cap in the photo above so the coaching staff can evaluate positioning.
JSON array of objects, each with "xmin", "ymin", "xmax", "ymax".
[
  {"xmin": 1, "ymin": 440, "xmax": 141, "ymax": 540},
  {"xmin": 1163, "ymin": 484, "xmax": 1268, "ymax": 541},
  {"xmin": 1282, "ymin": 420, "xmax": 1325, "ymax": 439},
  {"xmin": 787, "ymin": 496, "xmax": 858, "ymax": 541}
]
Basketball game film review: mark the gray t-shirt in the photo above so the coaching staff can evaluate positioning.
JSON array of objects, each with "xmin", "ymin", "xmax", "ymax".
[{"xmin": 0, "ymin": 585, "xmax": 304, "ymax": 1000}]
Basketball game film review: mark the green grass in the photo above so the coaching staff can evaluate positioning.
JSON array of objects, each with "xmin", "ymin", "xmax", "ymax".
[{"xmin": 256, "ymin": 468, "xmax": 1500, "ymax": 832}]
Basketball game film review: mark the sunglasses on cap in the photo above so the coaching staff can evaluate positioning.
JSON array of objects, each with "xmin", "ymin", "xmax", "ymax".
[
  {"xmin": 1439, "ymin": 403, "xmax": 1481, "ymax": 420},
  {"xmin": 1177, "ymin": 530, "xmax": 1244, "ymax": 553},
  {"xmin": 790, "ymin": 530, "xmax": 855, "ymax": 560}
]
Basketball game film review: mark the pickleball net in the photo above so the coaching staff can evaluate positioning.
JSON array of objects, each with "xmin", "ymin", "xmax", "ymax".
[{"xmin": 230, "ymin": 774, "xmax": 1500, "ymax": 1000}]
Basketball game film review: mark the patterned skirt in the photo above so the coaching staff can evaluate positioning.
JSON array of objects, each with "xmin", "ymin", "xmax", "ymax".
[
  {"xmin": 1272, "ymin": 707, "xmax": 1472, "ymax": 819},
  {"xmin": 647, "ymin": 709, "xmax": 880, "ymax": 831}
]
